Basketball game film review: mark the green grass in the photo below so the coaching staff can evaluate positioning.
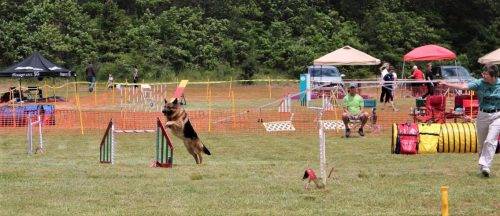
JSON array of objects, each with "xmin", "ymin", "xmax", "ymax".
[{"xmin": 0, "ymin": 132, "xmax": 499, "ymax": 215}]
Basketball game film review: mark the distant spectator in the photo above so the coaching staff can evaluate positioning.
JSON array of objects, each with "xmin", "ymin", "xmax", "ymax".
[
  {"xmin": 379, "ymin": 62, "xmax": 390, "ymax": 103},
  {"xmin": 107, "ymin": 74, "xmax": 114, "ymax": 89},
  {"xmin": 391, "ymin": 67, "xmax": 398, "ymax": 98},
  {"xmin": 132, "ymin": 66, "xmax": 139, "ymax": 88},
  {"xmin": 86, "ymin": 63, "xmax": 96, "ymax": 92},
  {"xmin": 422, "ymin": 63, "xmax": 435, "ymax": 99},
  {"xmin": 409, "ymin": 65, "xmax": 425, "ymax": 97},
  {"xmin": 381, "ymin": 66, "xmax": 399, "ymax": 111}
]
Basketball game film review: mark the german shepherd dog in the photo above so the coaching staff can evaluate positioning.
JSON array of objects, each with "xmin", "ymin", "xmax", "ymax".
[{"xmin": 162, "ymin": 98, "xmax": 211, "ymax": 164}]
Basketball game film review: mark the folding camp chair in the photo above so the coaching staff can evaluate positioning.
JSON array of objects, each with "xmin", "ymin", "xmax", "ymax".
[{"xmin": 414, "ymin": 95, "xmax": 446, "ymax": 124}]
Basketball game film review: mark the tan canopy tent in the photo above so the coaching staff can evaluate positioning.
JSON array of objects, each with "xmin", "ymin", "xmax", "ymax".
[
  {"xmin": 313, "ymin": 46, "xmax": 381, "ymax": 65},
  {"xmin": 478, "ymin": 48, "xmax": 500, "ymax": 65}
]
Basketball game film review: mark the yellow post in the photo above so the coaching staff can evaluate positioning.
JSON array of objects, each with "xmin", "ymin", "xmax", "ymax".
[
  {"xmin": 74, "ymin": 82, "xmax": 77, "ymax": 103},
  {"xmin": 76, "ymin": 91, "xmax": 84, "ymax": 135},
  {"xmin": 52, "ymin": 81, "xmax": 56, "ymax": 102},
  {"xmin": 94, "ymin": 81, "xmax": 97, "ymax": 106},
  {"xmin": 45, "ymin": 80, "xmax": 48, "ymax": 103},
  {"xmin": 206, "ymin": 78, "xmax": 210, "ymax": 102},
  {"xmin": 34, "ymin": 87, "xmax": 37, "ymax": 103},
  {"xmin": 66, "ymin": 79, "xmax": 69, "ymax": 101},
  {"xmin": 208, "ymin": 89, "xmax": 212, "ymax": 132},
  {"xmin": 228, "ymin": 77, "xmax": 232, "ymax": 97},
  {"xmin": 440, "ymin": 186, "xmax": 449, "ymax": 216},
  {"xmin": 268, "ymin": 76, "xmax": 272, "ymax": 99},
  {"xmin": 231, "ymin": 90, "xmax": 236, "ymax": 128},
  {"xmin": 470, "ymin": 91, "xmax": 473, "ymax": 120}
]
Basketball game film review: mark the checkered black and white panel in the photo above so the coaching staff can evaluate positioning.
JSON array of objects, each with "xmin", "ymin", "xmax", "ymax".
[
  {"xmin": 263, "ymin": 121, "xmax": 296, "ymax": 132},
  {"xmin": 320, "ymin": 120, "xmax": 345, "ymax": 130}
]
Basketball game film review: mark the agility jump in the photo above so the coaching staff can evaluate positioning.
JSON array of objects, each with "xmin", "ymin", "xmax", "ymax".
[
  {"xmin": 27, "ymin": 113, "xmax": 44, "ymax": 155},
  {"xmin": 99, "ymin": 118, "xmax": 174, "ymax": 167}
]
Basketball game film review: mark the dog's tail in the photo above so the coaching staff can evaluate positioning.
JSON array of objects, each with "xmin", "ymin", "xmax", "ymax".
[{"xmin": 202, "ymin": 145, "xmax": 211, "ymax": 155}]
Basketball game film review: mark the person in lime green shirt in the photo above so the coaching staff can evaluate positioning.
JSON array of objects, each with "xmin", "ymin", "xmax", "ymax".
[{"xmin": 342, "ymin": 83, "xmax": 369, "ymax": 137}]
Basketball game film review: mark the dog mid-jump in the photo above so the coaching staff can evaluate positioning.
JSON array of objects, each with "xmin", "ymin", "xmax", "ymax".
[{"xmin": 162, "ymin": 98, "xmax": 211, "ymax": 164}]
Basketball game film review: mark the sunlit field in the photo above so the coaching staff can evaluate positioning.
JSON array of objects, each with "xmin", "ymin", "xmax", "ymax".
[{"xmin": 1, "ymin": 131, "xmax": 498, "ymax": 215}]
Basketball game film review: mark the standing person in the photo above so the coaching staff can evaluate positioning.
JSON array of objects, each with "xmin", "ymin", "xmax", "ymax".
[
  {"xmin": 381, "ymin": 66, "xmax": 399, "ymax": 111},
  {"xmin": 107, "ymin": 74, "xmax": 114, "ymax": 89},
  {"xmin": 422, "ymin": 63, "xmax": 435, "ymax": 99},
  {"xmin": 86, "ymin": 63, "xmax": 96, "ymax": 92},
  {"xmin": 409, "ymin": 65, "xmax": 425, "ymax": 97},
  {"xmin": 132, "ymin": 66, "xmax": 139, "ymax": 88},
  {"xmin": 379, "ymin": 62, "xmax": 390, "ymax": 103},
  {"xmin": 439, "ymin": 64, "xmax": 499, "ymax": 177},
  {"xmin": 391, "ymin": 67, "xmax": 398, "ymax": 98},
  {"xmin": 342, "ymin": 83, "xmax": 369, "ymax": 138}
]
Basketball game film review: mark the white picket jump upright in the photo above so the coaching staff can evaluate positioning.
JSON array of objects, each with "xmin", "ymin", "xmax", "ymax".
[{"xmin": 26, "ymin": 114, "xmax": 44, "ymax": 155}]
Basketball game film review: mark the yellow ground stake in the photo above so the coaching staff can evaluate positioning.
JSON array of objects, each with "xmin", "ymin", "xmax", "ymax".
[{"xmin": 440, "ymin": 186, "xmax": 449, "ymax": 216}]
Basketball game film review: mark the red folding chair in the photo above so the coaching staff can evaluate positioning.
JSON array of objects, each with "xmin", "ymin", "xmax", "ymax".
[{"xmin": 415, "ymin": 95, "xmax": 446, "ymax": 123}]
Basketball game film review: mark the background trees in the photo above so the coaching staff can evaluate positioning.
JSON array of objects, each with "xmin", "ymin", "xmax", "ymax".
[{"xmin": 0, "ymin": 0, "xmax": 498, "ymax": 80}]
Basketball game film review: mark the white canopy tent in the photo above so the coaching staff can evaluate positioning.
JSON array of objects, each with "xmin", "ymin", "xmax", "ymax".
[
  {"xmin": 313, "ymin": 46, "xmax": 381, "ymax": 66},
  {"xmin": 478, "ymin": 48, "xmax": 500, "ymax": 65}
]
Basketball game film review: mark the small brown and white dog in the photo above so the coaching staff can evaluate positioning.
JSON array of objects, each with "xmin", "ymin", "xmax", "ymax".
[{"xmin": 162, "ymin": 98, "xmax": 211, "ymax": 164}]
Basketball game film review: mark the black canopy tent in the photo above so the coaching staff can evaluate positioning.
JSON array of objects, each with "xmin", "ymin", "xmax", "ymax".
[
  {"xmin": 0, "ymin": 52, "xmax": 76, "ymax": 102},
  {"xmin": 0, "ymin": 52, "xmax": 75, "ymax": 78}
]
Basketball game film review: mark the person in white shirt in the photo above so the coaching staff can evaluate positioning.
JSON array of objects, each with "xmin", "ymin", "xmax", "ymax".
[{"xmin": 379, "ymin": 62, "xmax": 389, "ymax": 103}]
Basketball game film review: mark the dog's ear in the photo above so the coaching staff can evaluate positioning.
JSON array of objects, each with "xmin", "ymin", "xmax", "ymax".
[
  {"xmin": 172, "ymin": 98, "xmax": 178, "ymax": 105},
  {"xmin": 164, "ymin": 99, "xmax": 167, "ymax": 104}
]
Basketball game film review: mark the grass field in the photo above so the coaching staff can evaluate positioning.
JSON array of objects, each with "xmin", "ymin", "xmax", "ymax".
[{"xmin": 0, "ymin": 131, "xmax": 498, "ymax": 215}]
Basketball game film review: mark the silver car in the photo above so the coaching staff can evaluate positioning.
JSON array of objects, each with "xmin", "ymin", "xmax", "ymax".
[{"xmin": 307, "ymin": 65, "xmax": 344, "ymax": 88}]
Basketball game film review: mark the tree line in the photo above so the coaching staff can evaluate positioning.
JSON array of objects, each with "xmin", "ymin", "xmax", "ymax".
[{"xmin": 0, "ymin": 0, "xmax": 498, "ymax": 81}]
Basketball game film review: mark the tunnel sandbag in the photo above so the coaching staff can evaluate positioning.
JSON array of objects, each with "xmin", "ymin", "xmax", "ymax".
[
  {"xmin": 418, "ymin": 123, "xmax": 441, "ymax": 154},
  {"xmin": 393, "ymin": 123, "xmax": 419, "ymax": 154},
  {"xmin": 438, "ymin": 123, "xmax": 477, "ymax": 153}
]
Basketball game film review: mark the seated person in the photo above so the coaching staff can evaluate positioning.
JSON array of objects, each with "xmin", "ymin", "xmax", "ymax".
[
  {"xmin": 0, "ymin": 87, "xmax": 24, "ymax": 102},
  {"xmin": 0, "ymin": 91, "xmax": 12, "ymax": 103},
  {"xmin": 342, "ymin": 83, "xmax": 369, "ymax": 137}
]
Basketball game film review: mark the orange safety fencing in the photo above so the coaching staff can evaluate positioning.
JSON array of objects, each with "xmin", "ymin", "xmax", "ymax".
[{"xmin": 0, "ymin": 80, "xmax": 465, "ymax": 136}]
